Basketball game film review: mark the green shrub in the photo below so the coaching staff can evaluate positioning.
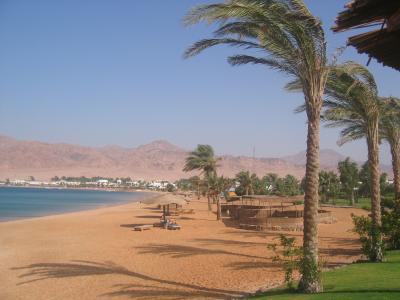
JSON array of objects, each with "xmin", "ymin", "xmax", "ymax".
[
  {"xmin": 268, "ymin": 235, "xmax": 322, "ymax": 290},
  {"xmin": 351, "ymin": 214, "xmax": 384, "ymax": 261},
  {"xmin": 381, "ymin": 196, "xmax": 395, "ymax": 209},
  {"xmin": 268, "ymin": 235, "xmax": 302, "ymax": 289},
  {"xmin": 382, "ymin": 200, "xmax": 400, "ymax": 250}
]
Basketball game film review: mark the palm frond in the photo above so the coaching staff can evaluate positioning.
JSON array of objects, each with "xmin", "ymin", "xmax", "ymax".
[
  {"xmin": 184, "ymin": 38, "xmax": 263, "ymax": 58},
  {"xmin": 228, "ymin": 55, "xmax": 297, "ymax": 75},
  {"xmin": 183, "ymin": 0, "xmax": 329, "ymax": 97},
  {"xmin": 322, "ymin": 62, "xmax": 379, "ymax": 146}
]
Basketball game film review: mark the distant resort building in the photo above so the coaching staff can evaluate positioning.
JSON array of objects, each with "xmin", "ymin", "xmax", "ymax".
[
  {"xmin": 97, "ymin": 179, "xmax": 109, "ymax": 186},
  {"xmin": 10, "ymin": 179, "xmax": 27, "ymax": 185},
  {"xmin": 148, "ymin": 180, "xmax": 176, "ymax": 190}
]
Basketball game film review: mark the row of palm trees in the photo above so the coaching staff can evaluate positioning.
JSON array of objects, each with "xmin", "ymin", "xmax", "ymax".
[
  {"xmin": 178, "ymin": 168, "xmax": 302, "ymax": 198},
  {"xmin": 182, "ymin": 0, "xmax": 399, "ymax": 293},
  {"xmin": 322, "ymin": 67, "xmax": 400, "ymax": 262}
]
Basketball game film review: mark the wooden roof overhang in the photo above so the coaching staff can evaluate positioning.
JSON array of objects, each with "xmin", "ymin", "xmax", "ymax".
[{"xmin": 333, "ymin": 0, "xmax": 400, "ymax": 71}]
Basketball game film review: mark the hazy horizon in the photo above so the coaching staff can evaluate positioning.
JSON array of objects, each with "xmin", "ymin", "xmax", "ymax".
[{"xmin": 1, "ymin": 0, "xmax": 399, "ymax": 164}]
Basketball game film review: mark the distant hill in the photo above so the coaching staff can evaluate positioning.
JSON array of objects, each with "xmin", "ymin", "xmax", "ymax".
[
  {"xmin": 0, "ymin": 135, "xmax": 392, "ymax": 181},
  {"xmin": 283, "ymin": 149, "xmax": 347, "ymax": 170},
  {"xmin": 283, "ymin": 148, "xmax": 393, "ymax": 175}
]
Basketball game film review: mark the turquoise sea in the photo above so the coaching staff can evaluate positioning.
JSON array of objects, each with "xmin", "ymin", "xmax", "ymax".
[{"xmin": 0, "ymin": 187, "xmax": 145, "ymax": 222}]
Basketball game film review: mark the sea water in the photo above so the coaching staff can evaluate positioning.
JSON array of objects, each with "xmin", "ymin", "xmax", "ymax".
[{"xmin": 0, "ymin": 187, "xmax": 146, "ymax": 221}]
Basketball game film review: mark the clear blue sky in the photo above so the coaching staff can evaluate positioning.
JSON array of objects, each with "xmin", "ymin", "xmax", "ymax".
[{"xmin": 0, "ymin": 0, "xmax": 399, "ymax": 165}]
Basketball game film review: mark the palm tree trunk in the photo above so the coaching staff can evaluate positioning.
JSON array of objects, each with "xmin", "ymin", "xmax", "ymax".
[
  {"xmin": 390, "ymin": 140, "xmax": 400, "ymax": 200},
  {"xmin": 351, "ymin": 189, "xmax": 355, "ymax": 206},
  {"xmin": 206, "ymin": 180, "xmax": 212, "ymax": 211},
  {"xmin": 216, "ymin": 198, "xmax": 221, "ymax": 220},
  {"xmin": 298, "ymin": 108, "xmax": 323, "ymax": 293},
  {"xmin": 207, "ymin": 194, "xmax": 212, "ymax": 211},
  {"xmin": 367, "ymin": 127, "xmax": 383, "ymax": 262}
]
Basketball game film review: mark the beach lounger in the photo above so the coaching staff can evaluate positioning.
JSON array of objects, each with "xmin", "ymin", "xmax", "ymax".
[
  {"xmin": 180, "ymin": 209, "xmax": 195, "ymax": 214},
  {"xmin": 167, "ymin": 223, "xmax": 181, "ymax": 230},
  {"xmin": 133, "ymin": 225, "xmax": 153, "ymax": 231},
  {"xmin": 239, "ymin": 223, "xmax": 262, "ymax": 231}
]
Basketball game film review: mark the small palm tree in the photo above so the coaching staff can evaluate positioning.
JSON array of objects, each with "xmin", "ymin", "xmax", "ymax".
[
  {"xmin": 338, "ymin": 157, "xmax": 359, "ymax": 206},
  {"xmin": 380, "ymin": 97, "xmax": 400, "ymax": 200},
  {"xmin": 189, "ymin": 176, "xmax": 202, "ymax": 199},
  {"xmin": 183, "ymin": 1, "xmax": 328, "ymax": 292},
  {"xmin": 208, "ymin": 175, "xmax": 232, "ymax": 220},
  {"xmin": 263, "ymin": 173, "xmax": 279, "ymax": 194},
  {"xmin": 183, "ymin": 144, "xmax": 220, "ymax": 211},
  {"xmin": 319, "ymin": 171, "xmax": 333, "ymax": 203},
  {"xmin": 236, "ymin": 171, "xmax": 254, "ymax": 195},
  {"xmin": 323, "ymin": 62, "xmax": 383, "ymax": 261}
]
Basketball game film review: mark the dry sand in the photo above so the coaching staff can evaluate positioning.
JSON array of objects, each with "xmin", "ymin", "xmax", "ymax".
[{"xmin": 0, "ymin": 194, "xmax": 367, "ymax": 300}]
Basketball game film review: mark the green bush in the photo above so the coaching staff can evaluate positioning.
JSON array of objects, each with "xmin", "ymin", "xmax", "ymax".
[
  {"xmin": 268, "ymin": 235, "xmax": 302, "ymax": 289},
  {"xmin": 381, "ymin": 196, "xmax": 395, "ymax": 209},
  {"xmin": 382, "ymin": 200, "xmax": 400, "ymax": 250},
  {"xmin": 352, "ymin": 200, "xmax": 400, "ymax": 259},
  {"xmin": 352, "ymin": 214, "xmax": 384, "ymax": 261},
  {"xmin": 267, "ymin": 235, "xmax": 322, "ymax": 290}
]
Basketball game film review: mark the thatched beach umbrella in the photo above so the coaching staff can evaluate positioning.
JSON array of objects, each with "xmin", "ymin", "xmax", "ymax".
[{"xmin": 142, "ymin": 194, "xmax": 187, "ymax": 221}]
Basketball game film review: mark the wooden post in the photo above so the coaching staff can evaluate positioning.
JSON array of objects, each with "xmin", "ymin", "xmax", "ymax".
[{"xmin": 163, "ymin": 205, "xmax": 166, "ymax": 222}]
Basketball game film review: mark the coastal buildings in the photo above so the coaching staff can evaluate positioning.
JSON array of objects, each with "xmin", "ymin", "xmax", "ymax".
[{"xmin": 1, "ymin": 177, "xmax": 177, "ymax": 191}]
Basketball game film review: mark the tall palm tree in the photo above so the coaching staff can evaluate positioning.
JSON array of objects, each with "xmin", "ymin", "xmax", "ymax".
[
  {"xmin": 380, "ymin": 97, "xmax": 400, "ymax": 200},
  {"xmin": 184, "ymin": 0, "xmax": 328, "ymax": 292},
  {"xmin": 183, "ymin": 144, "xmax": 220, "ymax": 211},
  {"xmin": 323, "ymin": 62, "xmax": 383, "ymax": 261}
]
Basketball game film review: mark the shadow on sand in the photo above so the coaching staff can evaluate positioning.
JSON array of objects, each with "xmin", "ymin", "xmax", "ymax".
[
  {"xmin": 12, "ymin": 260, "xmax": 245, "ymax": 299},
  {"xmin": 136, "ymin": 243, "xmax": 267, "ymax": 260}
]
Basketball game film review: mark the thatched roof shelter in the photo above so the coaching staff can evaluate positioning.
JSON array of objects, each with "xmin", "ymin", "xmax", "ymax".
[
  {"xmin": 333, "ymin": 0, "xmax": 400, "ymax": 70},
  {"xmin": 142, "ymin": 194, "xmax": 187, "ymax": 206}
]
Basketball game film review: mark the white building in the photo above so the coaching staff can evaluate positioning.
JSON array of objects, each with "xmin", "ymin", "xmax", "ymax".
[
  {"xmin": 127, "ymin": 181, "xmax": 141, "ymax": 187},
  {"xmin": 148, "ymin": 180, "xmax": 175, "ymax": 190},
  {"xmin": 11, "ymin": 179, "xmax": 26, "ymax": 185},
  {"xmin": 27, "ymin": 181, "xmax": 43, "ymax": 186},
  {"xmin": 97, "ymin": 179, "xmax": 109, "ymax": 186}
]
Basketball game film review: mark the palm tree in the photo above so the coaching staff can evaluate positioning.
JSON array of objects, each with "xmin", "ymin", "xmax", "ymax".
[
  {"xmin": 380, "ymin": 97, "xmax": 400, "ymax": 200},
  {"xmin": 184, "ymin": 0, "xmax": 328, "ymax": 292},
  {"xmin": 319, "ymin": 171, "xmax": 332, "ymax": 203},
  {"xmin": 338, "ymin": 158, "xmax": 359, "ymax": 206},
  {"xmin": 263, "ymin": 173, "xmax": 279, "ymax": 194},
  {"xmin": 183, "ymin": 144, "xmax": 220, "ymax": 211},
  {"xmin": 189, "ymin": 176, "xmax": 202, "ymax": 199},
  {"xmin": 323, "ymin": 62, "xmax": 383, "ymax": 261},
  {"xmin": 236, "ymin": 171, "xmax": 254, "ymax": 195},
  {"xmin": 213, "ymin": 175, "xmax": 233, "ymax": 220}
]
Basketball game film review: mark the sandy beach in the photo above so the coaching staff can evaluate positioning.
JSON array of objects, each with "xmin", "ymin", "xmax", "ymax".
[{"xmin": 0, "ymin": 194, "xmax": 366, "ymax": 300}]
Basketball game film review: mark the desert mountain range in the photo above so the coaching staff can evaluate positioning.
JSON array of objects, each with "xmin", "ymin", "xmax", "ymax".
[{"xmin": 0, "ymin": 135, "xmax": 391, "ymax": 181}]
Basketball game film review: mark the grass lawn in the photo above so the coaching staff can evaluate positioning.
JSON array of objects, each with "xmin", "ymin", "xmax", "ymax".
[
  {"xmin": 252, "ymin": 250, "xmax": 400, "ymax": 300},
  {"xmin": 322, "ymin": 197, "xmax": 371, "ymax": 210}
]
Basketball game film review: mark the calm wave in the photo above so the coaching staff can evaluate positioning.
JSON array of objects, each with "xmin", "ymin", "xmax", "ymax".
[{"xmin": 0, "ymin": 187, "xmax": 146, "ymax": 221}]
